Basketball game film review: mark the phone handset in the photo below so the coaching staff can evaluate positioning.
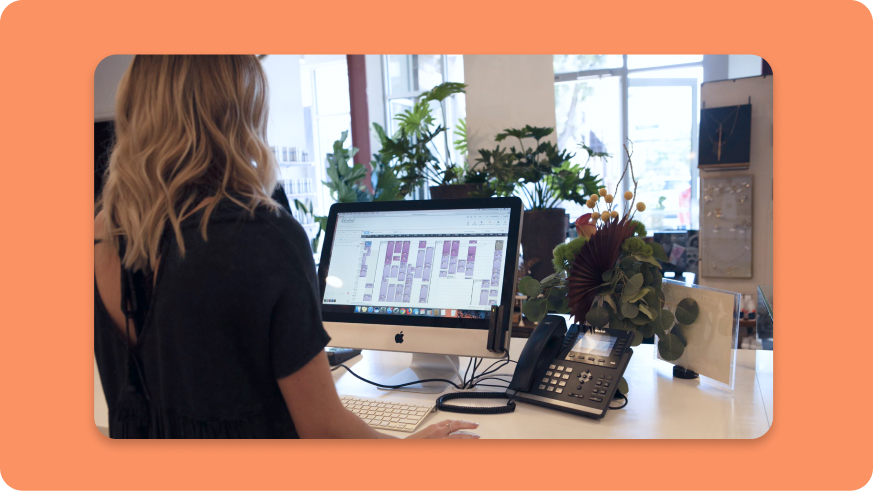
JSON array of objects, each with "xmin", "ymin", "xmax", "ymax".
[{"xmin": 507, "ymin": 315, "xmax": 568, "ymax": 395}]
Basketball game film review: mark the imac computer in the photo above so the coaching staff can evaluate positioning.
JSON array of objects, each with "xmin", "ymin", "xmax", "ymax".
[{"xmin": 317, "ymin": 197, "xmax": 523, "ymax": 393}]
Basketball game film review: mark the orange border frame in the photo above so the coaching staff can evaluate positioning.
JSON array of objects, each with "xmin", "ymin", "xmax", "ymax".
[{"xmin": 1, "ymin": 0, "xmax": 871, "ymax": 489}]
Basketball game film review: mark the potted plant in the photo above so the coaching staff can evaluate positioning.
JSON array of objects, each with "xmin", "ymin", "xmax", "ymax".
[
  {"xmin": 377, "ymin": 82, "xmax": 477, "ymax": 199},
  {"xmin": 475, "ymin": 125, "xmax": 605, "ymax": 280},
  {"xmin": 515, "ymin": 146, "xmax": 700, "ymax": 394}
]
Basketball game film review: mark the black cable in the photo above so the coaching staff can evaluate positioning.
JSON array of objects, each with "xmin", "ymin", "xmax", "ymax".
[
  {"xmin": 435, "ymin": 391, "xmax": 516, "ymax": 414},
  {"xmin": 609, "ymin": 392, "xmax": 628, "ymax": 410},
  {"xmin": 335, "ymin": 363, "xmax": 462, "ymax": 390}
]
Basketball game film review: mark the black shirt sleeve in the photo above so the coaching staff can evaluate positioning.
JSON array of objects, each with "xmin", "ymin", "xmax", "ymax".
[{"xmin": 266, "ymin": 211, "xmax": 331, "ymax": 379}]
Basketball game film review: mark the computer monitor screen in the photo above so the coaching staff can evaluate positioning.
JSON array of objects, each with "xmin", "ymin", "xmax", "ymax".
[
  {"xmin": 322, "ymin": 207, "xmax": 511, "ymax": 320},
  {"xmin": 317, "ymin": 197, "xmax": 522, "ymax": 350}
]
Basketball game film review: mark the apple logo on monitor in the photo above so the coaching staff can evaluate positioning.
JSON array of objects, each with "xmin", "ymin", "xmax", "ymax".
[{"xmin": 395, "ymin": 331, "xmax": 404, "ymax": 344}]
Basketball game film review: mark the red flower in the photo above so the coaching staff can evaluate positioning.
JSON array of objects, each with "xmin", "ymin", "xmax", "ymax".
[{"xmin": 575, "ymin": 214, "xmax": 596, "ymax": 239}]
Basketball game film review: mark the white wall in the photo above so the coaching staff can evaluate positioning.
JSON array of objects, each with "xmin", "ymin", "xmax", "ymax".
[
  {"xmin": 699, "ymin": 76, "xmax": 773, "ymax": 298},
  {"xmin": 94, "ymin": 55, "xmax": 134, "ymax": 121},
  {"xmin": 464, "ymin": 55, "xmax": 558, "ymax": 163},
  {"xmin": 728, "ymin": 55, "xmax": 763, "ymax": 79},
  {"xmin": 260, "ymin": 55, "xmax": 307, "ymax": 149}
]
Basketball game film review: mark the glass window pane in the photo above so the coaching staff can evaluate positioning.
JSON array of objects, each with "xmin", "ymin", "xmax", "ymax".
[
  {"xmin": 554, "ymin": 55, "xmax": 623, "ymax": 74},
  {"xmin": 628, "ymin": 66, "xmax": 703, "ymax": 84},
  {"xmin": 314, "ymin": 63, "xmax": 349, "ymax": 115},
  {"xmin": 627, "ymin": 55, "xmax": 703, "ymax": 69},
  {"xmin": 447, "ymin": 54, "xmax": 464, "ymax": 83},
  {"xmin": 387, "ymin": 55, "xmax": 443, "ymax": 94},
  {"xmin": 554, "ymin": 76, "xmax": 622, "ymax": 222},
  {"xmin": 628, "ymin": 85, "xmax": 694, "ymax": 232}
]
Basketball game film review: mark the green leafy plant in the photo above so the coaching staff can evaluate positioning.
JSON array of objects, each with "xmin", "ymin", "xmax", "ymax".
[
  {"xmin": 472, "ymin": 125, "xmax": 605, "ymax": 210},
  {"xmin": 378, "ymin": 82, "xmax": 467, "ymax": 195},
  {"xmin": 515, "ymin": 145, "xmax": 701, "ymax": 392},
  {"xmin": 324, "ymin": 130, "xmax": 403, "ymax": 204}
]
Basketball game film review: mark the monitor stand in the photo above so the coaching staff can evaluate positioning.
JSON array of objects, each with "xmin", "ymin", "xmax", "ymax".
[{"xmin": 378, "ymin": 353, "xmax": 461, "ymax": 394}]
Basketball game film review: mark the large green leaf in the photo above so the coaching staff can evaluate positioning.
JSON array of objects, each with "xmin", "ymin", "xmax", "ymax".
[
  {"xmin": 631, "ymin": 329, "xmax": 644, "ymax": 346},
  {"xmin": 602, "ymin": 270, "xmax": 614, "ymax": 282},
  {"xmin": 638, "ymin": 303, "xmax": 655, "ymax": 320},
  {"xmin": 634, "ymin": 254, "xmax": 662, "ymax": 268},
  {"xmin": 585, "ymin": 306, "xmax": 610, "ymax": 327},
  {"xmin": 618, "ymin": 377, "xmax": 629, "ymax": 395},
  {"xmin": 650, "ymin": 242, "xmax": 669, "ymax": 262},
  {"xmin": 675, "ymin": 298, "xmax": 700, "ymax": 325},
  {"xmin": 621, "ymin": 273, "xmax": 644, "ymax": 302},
  {"xmin": 602, "ymin": 294, "xmax": 618, "ymax": 314},
  {"xmin": 548, "ymin": 287, "xmax": 568, "ymax": 304},
  {"xmin": 638, "ymin": 322, "xmax": 654, "ymax": 338},
  {"xmin": 518, "ymin": 276, "xmax": 543, "ymax": 298},
  {"xmin": 555, "ymin": 297, "xmax": 571, "ymax": 314},
  {"xmin": 627, "ymin": 286, "xmax": 652, "ymax": 304},
  {"xmin": 620, "ymin": 256, "xmax": 636, "ymax": 269},
  {"xmin": 620, "ymin": 302, "xmax": 639, "ymax": 319},
  {"xmin": 651, "ymin": 309, "xmax": 675, "ymax": 338},
  {"xmin": 522, "ymin": 297, "xmax": 548, "ymax": 323},
  {"xmin": 658, "ymin": 333, "xmax": 686, "ymax": 361}
]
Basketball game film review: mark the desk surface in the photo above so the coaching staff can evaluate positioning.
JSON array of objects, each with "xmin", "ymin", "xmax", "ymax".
[{"xmin": 333, "ymin": 341, "xmax": 773, "ymax": 439}]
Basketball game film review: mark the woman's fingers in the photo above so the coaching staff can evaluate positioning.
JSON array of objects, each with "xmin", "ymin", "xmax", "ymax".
[
  {"xmin": 406, "ymin": 420, "xmax": 482, "ymax": 439},
  {"xmin": 447, "ymin": 431, "xmax": 480, "ymax": 439}
]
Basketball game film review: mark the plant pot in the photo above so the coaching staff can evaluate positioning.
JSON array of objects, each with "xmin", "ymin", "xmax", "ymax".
[
  {"xmin": 429, "ymin": 183, "xmax": 483, "ymax": 200},
  {"xmin": 521, "ymin": 209, "xmax": 568, "ymax": 281}
]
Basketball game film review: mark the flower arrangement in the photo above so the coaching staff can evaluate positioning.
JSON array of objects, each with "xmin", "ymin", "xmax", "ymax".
[{"xmin": 517, "ymin": 145, "xmax": 700, "ymax": 382}]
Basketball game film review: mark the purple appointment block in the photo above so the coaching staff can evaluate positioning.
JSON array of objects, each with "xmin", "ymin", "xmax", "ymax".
[
  {"xmin": 419, "ymin": 241, "xmax": 426, "ymax": 248},
  {"xmin": 423, "ymin": 267, "xmax": 431, "ymax": 281},
  {"xmin": 442, "ymin": 241, "xmax": 451, "ymax": 254},
  {"xmin": 425, "ymin": 247, "xmax": 434, "ymax": 264},
  {"xmin": 363, "ymin": 295, "xmax": 372, "ymax": 301},
  {"xmin": 479, "ymin": 290, "xmax": 489, "ymax": 305},
  {"xmin": 390, "ymin": 266, "xmax": 398, "ymax": 278},
  {"xmin": 451, "ymin": 241, "xmax": 460, "ymax": 254},
  {"xmin": 387, "ymin": 284, "xmax": 395, "ymax": 299},
  {"xmin": 394, "ymin": 242, "xmax": 402, "ymax": 253},
  {"xmin": 402, "ymin": 241, "xmax": 410, "ymax": 253},
  {"xmin": 398, "ymin": 272, "xmax": 405, "ymax": 281},
  {"xmin": 458, "ymin": 260, "xmax": 465, "ymax": 270},
  {"xmin": 440, "ymin": 271, "xmax": 447, "ymax": 278},
  {"xmin": 419, "ymin": 285, "xmax": 428, "ymax": 302},
  {"xmin": 490, "ymin": 290, "xmax": 498, "ymax": 297}
]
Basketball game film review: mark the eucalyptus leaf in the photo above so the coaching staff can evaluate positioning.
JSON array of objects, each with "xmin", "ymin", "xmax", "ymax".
[
  {"xmin": 540, "ymin": 273, "xmax": 561, "ymax": 289},
  {"xmin": 610, "ymin": 317, "xmax": 630, "ymax": 331},
  {"xmin": 621, "ymin": 273, "xmax": 644, "ymax": 302},
  {"xmin": 628, "ymin": 286, "xmax": 652, "ymax": 304},
  {"xmin": 638, "ymin": 303, "xmax": 655, "ymax": 320},
  {"xmin": 658, "ymin": 333, "xmax": 686, "ymax": 361},
  {"xmin": 522, "ymin": 297, "xmax": 547, "ymax": 323},
  {"xmin": 638, "ymin": 322, "xmax": 654, "ymax": 338},
  {"xmin": 672, "ymin": 325, "xmax": 688, "ymax": 346},
  {"xmin": 620, "ymin": 256, "xmax": 636, "ymax": 269},
  {"xmin": 650, "ymin": 242, "xmax": 669, "ymax": 262},
  {"xmin": 644, "ymin": 288, "xmax": 658, "ymax": 308},
  {"xmin": 675, "ymin": 298, "xmax": 700, "ymax": 325},
  {"xmin": 630, "ymin": 313, "xmax": 651, "ymax": 325},
  {"xmin": 518, "ymin": 276, "xmax": 543, "ymax": 298},
  {"xmin": 634, "ymin": 254, "xmax": 662, "ymax": 268},
  {"xmin": 652, "ymin": 269, "xmax": 663, "ymax": 289},
  {"xmin": 618, "ymin": 377, "xmax": 629, "ymax": 395},
  {"xmin": 585, "ymin": 306, "xmax": 610, "ymax": 327},
  {"xmin": 620, "ymin": 302, "xmax": 639, "ymax": 319},
  {"xmin": 555, "ymin": 297, "xmax": 571, "ymax": 314},
  {"xmin": 602, "ymin": 294, "xmax": 617, "ymax": 314},
  {"xmin": 548, "ymin": 287, "xmax": 567, "ymax": 304},
  {"xmin": 642, "ymin": 266, "xmax": 653, "ymax": 286},
  {"xmin": 631, "ymin": 329, "xmax": 644, "ymax": 346},
  {"xmin": 651, "ymin": 309, "xmax": 675, "ymax": 337},
  {"xmin": 601, "ymin": 270, "xmax": 614, "ymax": 282}
]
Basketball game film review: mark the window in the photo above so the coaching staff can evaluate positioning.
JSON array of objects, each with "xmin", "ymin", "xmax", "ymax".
[
  {"xmin": 383, "ymin": 55, "xmax": 467, "ymax": 185},
  {"xmin": 554, "ymin": 55, "xmax": 703, "ymax": 232}
]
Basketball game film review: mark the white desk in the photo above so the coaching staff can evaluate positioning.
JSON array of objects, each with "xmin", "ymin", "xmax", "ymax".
[{"xmin": 333, "ymin": 341, "xmax": 774, "ymax": 439}]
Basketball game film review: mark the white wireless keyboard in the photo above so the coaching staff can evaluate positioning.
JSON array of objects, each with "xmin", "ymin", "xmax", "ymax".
[{"xmin": 340, "ymin": 396, "xmax": 434, "ymax": 433}]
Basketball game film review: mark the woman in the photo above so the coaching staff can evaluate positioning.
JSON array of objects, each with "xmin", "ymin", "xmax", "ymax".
[{"xmin": 94, "ymin": 55, "xmax": 479, "ymax": 439}]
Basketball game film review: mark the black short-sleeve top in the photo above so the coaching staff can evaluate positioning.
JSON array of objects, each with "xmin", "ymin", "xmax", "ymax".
[{"xmin": 94, "ymin": 198, "xmax": 331, "ymax": 438}]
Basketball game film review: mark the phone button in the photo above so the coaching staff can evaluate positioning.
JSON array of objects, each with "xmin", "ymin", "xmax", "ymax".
[
  {"xmin": 550, "ymin": 379, "xmax": 558, "ymax": 384},
  {"xmin": 589, "ymin": 396, "xmax": 603, "ymax": 402},
  {"xmin": 562, "ymin": 374, "xmax": 569, "ymax": 379},
  {"xmin": 559, "ymin": 381, "xmax": 566, "ymax": 386},
  {"xmin": 549, "ymin": 364, "xmax": 556, "ymax": 369},
  {"xmin": 564, "ymin": 368, "xmax": 573, "ymax": 373},
  {"xmin": 556, "ymin": 366, "xmax": 564, "ymax": 371},
  {"xmin": 603, "ymin": 382, "xmax": 610, "ymax": 387},
  {"xmin": 555, "ymin": 388, "xmax": 563, "ymax": 394},
  {"xmin": 541, "ymin": 377, "xmax": 549, "ymax": 383},
  {"xmin": 546, "ymin": 371, "xmax": 553, "ymax": 376},
  {"xmin": 547, "ymin": 386, "xmax": 555, "ymax": 392},
  {"xmin": 538, "ymin": 384, "xmax": 546, "ymax": 390}
]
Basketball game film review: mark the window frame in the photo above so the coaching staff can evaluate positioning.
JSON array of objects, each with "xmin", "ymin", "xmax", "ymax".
[{"xmin": 554, "ymin": 55, "xmax": 704, "ymax": 232}]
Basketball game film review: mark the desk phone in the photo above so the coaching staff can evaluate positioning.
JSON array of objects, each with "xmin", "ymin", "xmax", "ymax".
[{"xmin": 507, "ymin": 315, "xmax": 633, "ymax": 418}]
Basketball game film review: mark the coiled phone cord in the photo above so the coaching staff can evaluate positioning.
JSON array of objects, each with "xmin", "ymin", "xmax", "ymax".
[{"xmin": 435, "ymin": 391, "xmax": 517, "ymax": 414}]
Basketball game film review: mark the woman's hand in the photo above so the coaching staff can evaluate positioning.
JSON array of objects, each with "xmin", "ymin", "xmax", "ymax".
[{"xmin": 405, "ymin": 419, "xmax": 480, "ymax": 439}]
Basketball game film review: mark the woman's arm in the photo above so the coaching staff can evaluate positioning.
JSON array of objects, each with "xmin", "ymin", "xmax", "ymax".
[{"xmin": 277, "ymin": 351, "xmax": 479, "ymax": 439}]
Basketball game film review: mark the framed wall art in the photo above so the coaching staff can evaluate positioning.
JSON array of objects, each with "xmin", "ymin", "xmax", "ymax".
[{"xmin": 700, "ymin": 176, "xmax": 753, "ymax": 278}]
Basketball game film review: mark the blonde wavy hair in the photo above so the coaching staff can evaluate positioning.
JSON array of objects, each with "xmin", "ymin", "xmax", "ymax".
[{"xmin": 98, "ymin": 55, "xmax": 280, "ymax": 271}]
